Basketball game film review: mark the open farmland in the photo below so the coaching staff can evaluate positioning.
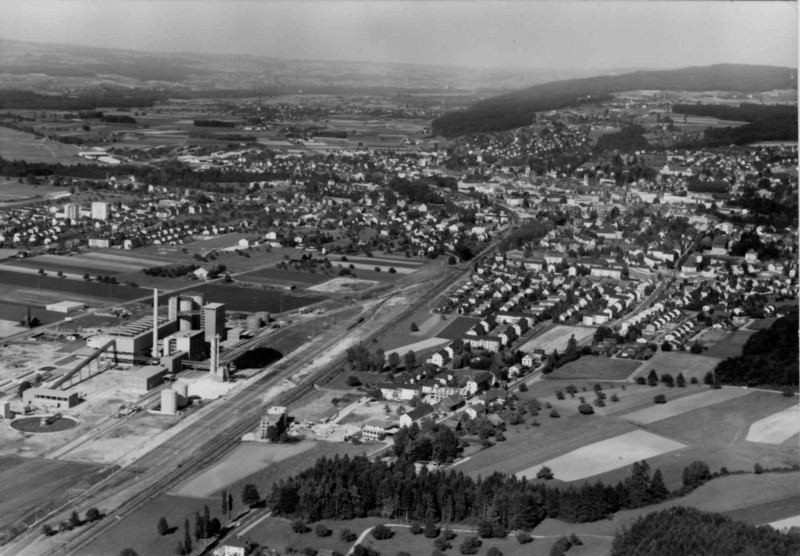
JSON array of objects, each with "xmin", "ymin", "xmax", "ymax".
[
  {"xmin": 190, "ymin": 283, "xmax": 324, "ymax": 313},
  {"xmin": 235, "ymin": 267, "xmax": 332, "ymax": 287},
  {"xmin": 0, "ymin": 268, "xmax": 147, "ymax": 306},
  {"xmin": 547, "ymin": 356, "xmax": 642, "ymax": 381},
  {"xmin": 0, "ymin": 456, "xmax": 104, "ymax": 531},
  {"xmin": 746, "ymin": 405, "xmax": 800, "ymax": 444},
  {"xmin": 516, "ymin": 429, "xmax": 686, "ymax": 481},
  {"xmin": 621, "ymin": 387, "xmax": 753, "ymax": 425},
  {"xmin": 518, "ymin": 325, "xmax": 594, "ymax": 353},
  {"xmin": 0, "ymin": 179, "xmax": 66, "ymax": 204},
  {"xmin": 0, "ymin": 126, "xmax": 83, "ymax": 164},
  {"xmin": 0, "ymin": 300, "xmax": 65, "ymax": 327},
  {"xmin": 629, "ymin": 350, "xmax": 722, "ymax": 383},
  {"xmin": 172, "ymin": 441, "xmax": 317, "ymax": 498}
]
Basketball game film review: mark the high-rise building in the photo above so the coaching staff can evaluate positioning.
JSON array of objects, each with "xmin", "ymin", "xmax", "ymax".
[
  {"xmin": 201, "ymin": 302, "xmax": 226, "ymax": 342},
  {"xmin": 64, "ymin": 204, "xmax": 79, "ymax": 220},
  {"xmin": 91, "ymin": 201, "xmax": 109, "ymax": 221}
]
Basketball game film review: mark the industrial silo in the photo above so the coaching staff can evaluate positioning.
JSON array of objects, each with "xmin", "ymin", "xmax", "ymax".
[
  {"xmin": 179, "ymin": 299, "xmax": 194, "ymax": 331},
  {"xmin": 161, "ymin": 389, "xmax": 178, "ymax": 414},
  {"xmin": 173, "ymin": 382, "xmax": 189, "ymax": 408},
  {"xmin": 246, "ymin": 315, "xmax": 262, "ymax": 331}
]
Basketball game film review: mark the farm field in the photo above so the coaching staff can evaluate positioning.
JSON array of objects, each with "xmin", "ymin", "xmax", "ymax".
[
  {"xmin": 454, "ymin": 408, "xmax": 638, "ymax": 479},
  {"xmin": 190, "ymin": 284, "xmax": 324, "ymax": 313},
  {"xmin": 587, "ymin": 389, "xmax": 800, "ymax": 490},
  {"xmin": 0, "ymin": 300, "xmax": 65, "ymax": 327},
  {"xmin": 516, "ymin": 429, "xmax": 686, "ymax": 481},
  {"xmin": 701, "ymin": 329, "xmax": 754, "ymax": 359},
  {"xmin": 0, "ymin": 179, "xmax": 65, "ymax": 203},
  {"xmin": 0, "ymin": 269, "xmax": 147, "ymax": 305},
  {"xmin": 385, "ymin": 337, "xmax": 449, "ymax": 358},
  {"xmin": 0, "ymin": 126, "xmax": 83, "ymax": 164},
  {"xmin": 629, "ymin": 350, "xmax": 721, "ymax": 383},
  {"xmin": 547, "ymin": 356, "xmax": 642, "ymax": 381},
  {"xmin": 0, "ymin": 456, "xmax": 103, "ymax": 531},
  {"xmin": 172, "ymin": 442, "xmax": 317, "ymax": 498},
  {"xmin": 621, "ymin": 387, "xmax": 752, "ymax": 425},
  {"xmin": 235, "ymin": 267, "xmax": 332, "ymax": 287},
  {"xmin": 518, "ymin": 325, "xmax": 594, "ymax": 353},
  {"xmin": 746, "ymin": 406, "xmax": 800, "ymax": 444}
]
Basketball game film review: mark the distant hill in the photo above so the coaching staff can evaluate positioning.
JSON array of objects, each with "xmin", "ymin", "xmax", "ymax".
[{"xmin": 432, "ymin": 64, "xmax": 797, "ymax": 137}]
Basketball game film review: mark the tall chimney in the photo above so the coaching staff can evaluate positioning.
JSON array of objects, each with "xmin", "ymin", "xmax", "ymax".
[{"xmin": 152, "ymin": 288, "xmax": 159, "ymax": 359}]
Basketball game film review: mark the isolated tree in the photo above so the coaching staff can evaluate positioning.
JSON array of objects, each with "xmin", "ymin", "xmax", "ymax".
[
  {"xmin": 228, "ymin": 493, "xmax": 233, "ymax": 515},
  {"xmin": 676, "ymin": 373, "xmax": 687, "ymax": 387},
  {"xmin": 754, "ymin": 463, "xmax": 764, "ymax": 475},
  {"xmin": 537, "ymin": 466, "xmax": 554, "ymax": 480},
  {"xmin": 661, "ymin": 373, "xmax": 675, "ymax": 387},
  {"xmin": 340, "ymin": 528, "xmax": 357, "ymax": 542},
  {"xmin": 41, "ymin": 524, "xmax": 54, "ymax": 537},
  {"xmin": 315, "ymin": 524, "xmax": 332, "ymax": 537},
  {"xmin": 69, "ymin": 510, "xmax": 81, "ymax": 528},
  {"xmin": 517, "ymin": 531, "xmax": 533, "ymax": 544},
  {"xmin": 404, "ymin": 350, "xmax": 416, "ymax": 370},
  {"xmin": 654, "ymin": 393, "xmax": 667, "ymax": 404},
  {"xmin": 556, "ymin": 390, "xmax": 565, "ymax": 400},
  {"xmin": 410, "ymin": 521, "xmax": 423, "ymax": 535},
  {"xmin": 183, "ymin": 518, "xmax": 192, "ymax": 553},
  {"xmin": 388, "ymin": 352, "xmax": 401, "ymax": 369},
  {"xmin": 158, "ymin": 516, "xmax": 170, "ymax": 536},
  {"xmin": 292, "ymin": 519, "xmax": 311, "ymax": 533},
  {"xmin": 703, "ymin": 371, "xmax": 715, "ymax": 385},
  {"xmin": 119, "ymin": 550, "xmax": 138, "ymax": 556},
  {"xmin": 459, "ymin": 536, "xmax": 482, "ymax": 555},
  {"xmin": 578, "ymin": 403, "xmax": 594, "ymax": 415},
  {"xmin": 241, "ymin": 483, "xmax": 260, "ymax": 507},
  {"xmin": 549, "ymin": 409, "xmax": 560, "ymax": 418},
  {"xmin": 410, "ymin": 322, "xmax": 419, "ymax": 332},
  {"xmin": 85, "ymin": 507, "xmax": 100, "ymax": 523},
  {"xmin": 682, "ymin": 460, "xmax": 712, "ymax": 489},
  {"xmin": 647, "ymin": 369, "xmax": 659, "ymax": 386}
]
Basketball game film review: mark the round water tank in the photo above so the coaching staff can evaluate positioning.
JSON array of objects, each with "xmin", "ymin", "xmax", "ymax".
[
  {"xmin": 173, "ymin": 382, "xmax": 189, "ymax": 407},
  {"xmin": 246, "ymin": 315, "xmax": 262, "ymax": 330},
  {"xmin": 161, "ymin": 389, "xmax": 178, "ymax": 414}
]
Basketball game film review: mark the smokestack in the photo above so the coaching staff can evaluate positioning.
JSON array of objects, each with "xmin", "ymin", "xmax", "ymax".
[{"xmin": 152, "ymin": 288, "xmax": 159, "ymax": 359}]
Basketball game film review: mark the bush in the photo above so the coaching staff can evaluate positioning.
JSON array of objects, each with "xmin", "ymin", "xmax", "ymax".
[
  {"xmin": 754, "ymin": 463, "xmax": 764, "ymax": 474},
  {"xmin": 610, "ymin": 393, "xmax": 620, "ymax": 402},
  {"xmin": 410, "ymin": 322, "xmax": 419, "ymax": 332},
  {"xmin": 578, "ymin": 403, "xmax": 594, "ymax": 415},
  {"xmin": 517, "ymin": 531, "xmax": 533, "ymax": 544},
  {"xmin": 654, "ymin": 393, "xmax": 667, "ymax": 404},
  {"xmin": 372, "ymin": 524, "xmax": 394, "ymax": 540},
  {"xmin": 635, "ymin": 376, "xmax": 646, "ymax": 385},
  {"xmin": 410, "ymin": 522, "xmax": 423, "ymax": 535},
  {"xmin": 676, "ymin": 373, "xmax": 687, "ymax": 387},
  {"xmin": 459, "ymin": 536, "xmax": 482, "ymax": 554},
  {"xmin": 346, "ymin": 375, "xmax": 362, "ymax": 387},
  {"xmin": 478, "ymin": 521, "xmax": 494, "ymax": 538},
  {"xmin": 691, "ymin": 376, "xmax": 699, "ymax": 384},
  {"xmin": 292, "ymin": 519, "xmax": 311, "ymax": 534},
  {"xmin": 85, "ymin": 508, "xmax": 101, "ymax": 523},
  {"xmin": 555, "ymin": 390, "xmax": 565, "ymax": 400},
  {"xmin": 157, "ymin": 516, "xmax": 170, "ymax": 536},
  {"xmin": 315, "ymin": 524, "xmax": 332, "ymax": 537},
  {"xmin": 782, "ymin": 387, "xmax": 794, "ymax": 397},
  {"xmin": 519, "ymin": 382, "xmax": 528, "ymax": 392},
  {"xmin": 302, "ymin": 548, "xmax": 318, "ymax": 556},
  {"xmin": 433, "ymin": 537, "xmax": 451, "ymax": 551},
  {"xmin": 424, "ymin": 518, "xmax": 440, "ymax": 538},
  {"xmin": 41, "ymin": 524, "xmax": 54, "ymax": 537},
  {"xmin": 487, "ymin": 548, "xmax": 503, "ymax": 556},
  {"xmin": 340, "ymin": 528, "xmax": 357, "ymax": 542},
  {"xmin": 443, "ymin": 529, "xmax": 456, "ymax": 541},
  {"xmin": 549, "ymin": 409, "xmax": 560, "ymax": 418}
]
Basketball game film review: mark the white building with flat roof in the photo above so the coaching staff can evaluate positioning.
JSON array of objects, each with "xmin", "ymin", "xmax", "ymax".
[{"xmin": 91, "ymin": 201, "xmax": 109, "ymax": 221}]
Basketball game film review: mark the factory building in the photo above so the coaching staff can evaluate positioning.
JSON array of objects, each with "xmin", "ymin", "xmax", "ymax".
[
  {"xmin": 168, "ymin": 292, "xmax": 204, "ymax": 330},
  {"xmin": 23, "ymin": 388, "xmax": 80, "ymax": 409},
  {"xmin": 162, "ymin": 329, "xmax": 205, "ymax": 361},
  {"xmin": 87, "ymin": 316, "xmax": 178, "ymax": 364},
  {"xmin": 121, "ymin": 365, "xmax": 168, "ymax": 393},
  {"xmin": 202, "ymin": 302, "xmax": 226, "ymax": 342},
  {"xmin": 258, "ymin": 406, "xmax": 288, "ymax": 441}
]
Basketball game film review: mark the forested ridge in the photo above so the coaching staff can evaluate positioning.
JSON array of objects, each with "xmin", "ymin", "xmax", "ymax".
[
  {"xmin": 267, "ymin": 455, "xmax": 684, "ymax": 528},
  {"xmin": 432, "ymin": 64, "xmax": 796, "ymax": 137},
  {"xmin": 611, "ymin": 507, "xmax": 800, "ymax": 556},
  {"xmin": 714, "ymin": 308, "xmax": 799, "ymax": 389}
]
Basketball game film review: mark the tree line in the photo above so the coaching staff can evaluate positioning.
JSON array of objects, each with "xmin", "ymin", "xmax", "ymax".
[
  {"xmin": 611, "ymin": 506, "xmax": 800, "ymax": 556},
  {"xmin": 265, "ymin": 454, "xmax": 717, "ymax": 529},
  {"xmin": 714, "ymin": 307, "xmax": 799, "ymax": 390}
]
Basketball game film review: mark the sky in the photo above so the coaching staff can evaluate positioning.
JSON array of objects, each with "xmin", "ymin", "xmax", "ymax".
[{"xmin": 1, "ymin": 1, "xmax": 797, "ymax": 71}]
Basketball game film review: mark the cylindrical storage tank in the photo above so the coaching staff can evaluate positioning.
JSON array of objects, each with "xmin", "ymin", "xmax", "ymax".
[
  {"xmin": 173, "ymin": 382, "xmax": 188, "ymax": 408},
  {"xmin": 246, "ymin": 315, "xmax": 262, "ymax": 330},
  {"xmin": 161, "ymin": 389, "xmax": 178, "ymax": 414},
  {"xmin": 179, "ymin": 299, "xmax": 194, "ymax": 331}
]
